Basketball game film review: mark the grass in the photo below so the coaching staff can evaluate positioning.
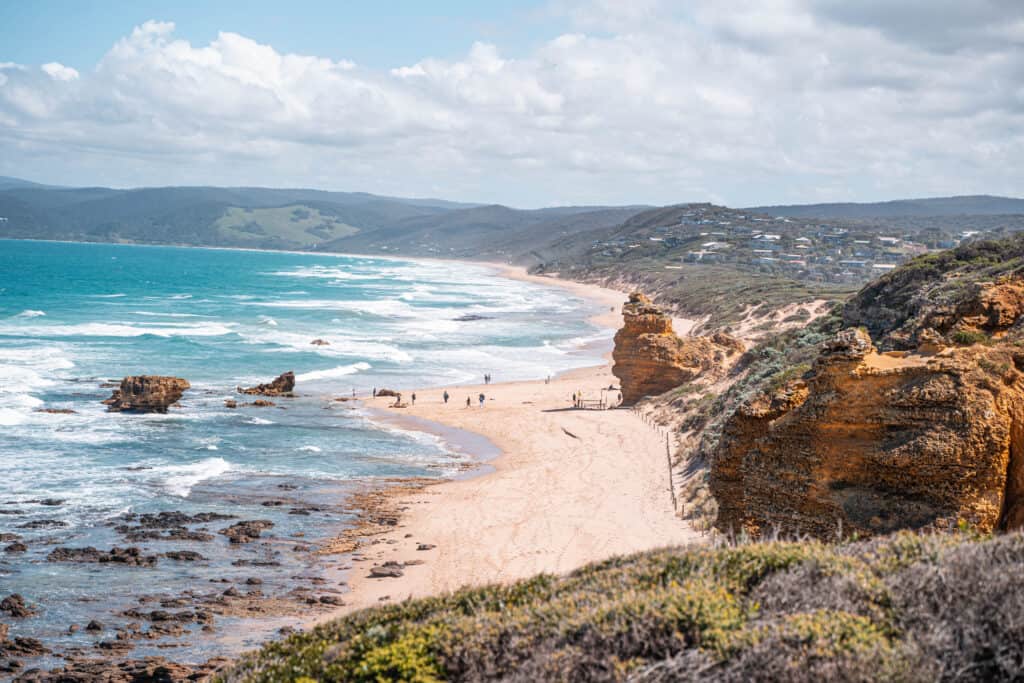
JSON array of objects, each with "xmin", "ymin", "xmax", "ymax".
[
  {"xmin": 220, "ymin": 529, "xmax": 1024, "ymax": 682},
  {"xmin": 215, "ymin": 205, "xmax": 359, "ymax": 248}
]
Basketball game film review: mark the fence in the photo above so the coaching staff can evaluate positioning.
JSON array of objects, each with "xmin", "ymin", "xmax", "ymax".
[{"xmin": 630, "ymin": 406, "xmax": 678, "ymax": 513}]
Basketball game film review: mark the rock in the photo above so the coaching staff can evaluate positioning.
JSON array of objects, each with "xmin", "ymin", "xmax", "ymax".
[
  {"xmin": 0, "ymin": 594, "xmax": 36, "ymax": 618},
  {"xmin": 17, "ymin": 519, "xmax": 66, "ymax": 529},
  {"xmin": 1, "ymin": 636, "xmax": 48, "ymax": 656},
  {"xmin": 251, "ymin": 399, "xmax": 276, "ymax": 407},
  {"xmin": 375, "ymin": 388, "xmax": 399, "ymax": 397},
  {"xmin": 85, "ymin": 619, "xmax": 104, "ymax": 632},
  {"xmin": 245, "ymin": 577, "xmax": 263, "ymax": 585},
  {"xmin": 35, "ymin": 499, "xmax": 63, "ymax": 506},
  {"xmin": 4, "ymin": 543, "xmax": 27, "ymax": 553},
  {"xmin": 33, "ymin": 408, "xmax": 76, "ymax": 414},
  {"xmin": 68, "ymin": 623, "xmax": 80, "ymax": 634},
  {"xmin": 318, "ymin": 596, "xmax": 344, "ymax": 606},
  {"xmin": 218, "ymin": 520, "xmax": 274, "ymax": 544},
  {"xmin": 611, "ymin": 293, "xmax": 743, "ymax": 405},
  {"xmin": 416, "ymin": 543, "xmax": 436, "ymax": 551},
  {"xmin": 711, "ymin": 326, "xmax": 1024, "ymax": 540},
  {"xmin": 310, "ymin": 338, "xmax": 330, "ymax": 346},
  {"xmin": 104, "ymin": 376, "xmax": 191, "ymax": 413},
  {"xmin": 0, "ymin": 534, "xmax": 20, "ymax": 542},
  {"xmin": 163, "ymin": 550, "xmax": 205, "ymax": 562},
  {"xmin": 239, "ymin": 371, "xmax": 295, "ymax": 396},
  {"xmin": 453, "ymin": 314, "xmax": 492, "ymax": 322},
  {"xmin": 224, "ymin": 399, "xmax": 238, "ymax": 409},
  {"xmin": 47, "ymin": 546, "xmax": 158, "ymax": 567},
  {"xmin": 369, "ymin": 561, "xmax": 405, "ymax": 578}
]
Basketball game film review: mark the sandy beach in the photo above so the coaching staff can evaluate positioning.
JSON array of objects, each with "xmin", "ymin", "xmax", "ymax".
[{"xmin": 312, "ymin": 266, "xmax": 704, "ymax": 623}]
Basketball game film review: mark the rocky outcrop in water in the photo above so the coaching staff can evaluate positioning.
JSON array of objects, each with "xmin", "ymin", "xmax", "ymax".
[
  {"xmin": 611, "ymin": 293, "xmax": 743, "ymax": 405},
  {"xmin": 47, "ymin": 546, "xmax": 159, "ymax": 567},
  {"xmin": 239, "ymin": 371, "xmax": 295, "ymax": 397},
  {"xmin": 712, "ymin": 287, "xmax": 1024, "ymax": 539},
  {"xmin": 103, "ymin": 376, "xmax": 190, "ymax": 413}
]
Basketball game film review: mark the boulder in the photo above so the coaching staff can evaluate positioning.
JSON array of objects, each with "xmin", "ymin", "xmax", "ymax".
[
  {"xmin": 218, "ymin": 520, "xmax": 274, "ymax": 544},
  {"xmin": 0, "ymin": 594, "xmax": 36, "ymax": 618},
  {"xmin": 239, "ymin": 371, "xmax": 295, "ymax": 396},
  {"xmin": 104, "ymin": 376, "xmax": 190, "ymax": 413},
  {"xmin": 611, "ymin": 293, "xmax": 743, "ymax": 405},
  {"xmin": 310, "ymin": 339, "xmax": 330, "ymax": 346}
]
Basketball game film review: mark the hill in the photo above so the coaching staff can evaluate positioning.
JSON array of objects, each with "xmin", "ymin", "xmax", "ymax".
[
  {"xmin": 749, "ymin": 195, "xmax": 1024, "ymax": 219},
  {"xmin": 0, "ymin": 179, "xmax": 646, "ymax": 256}
]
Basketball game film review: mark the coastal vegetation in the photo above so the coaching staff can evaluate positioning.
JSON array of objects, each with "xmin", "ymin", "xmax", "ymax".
[{"xmin": 223, "ymin": 529, "xmax": 1024, "ymax": 682}]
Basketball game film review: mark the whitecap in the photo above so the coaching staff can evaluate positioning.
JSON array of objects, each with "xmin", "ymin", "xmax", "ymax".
[
  {"xmin": 246, "ymin": 417, "xmax": 274, "ymax": 425},
  {"xmin": 258, "ymin": 315, "xmax": 279, "ymax": 327},
  {"xmin": 298, "ymin": 445, "xmax": 322, "ymax": 453},
  {"xmin": 296, "ymin": 362, "xmax": 371, "ymax": 382},
  {"xmin": 14, "ymin": 309, "xmax": 45, "ymax": 318},
  {"xmin": 151, "ymin": 457, "xmax": 232, "ymax": 497},
  {"xmin": 0, "ymin": 322, "xmax": 235, "ymax": 338}
]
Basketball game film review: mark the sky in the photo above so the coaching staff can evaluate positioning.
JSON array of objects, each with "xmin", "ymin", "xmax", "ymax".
[{"xmin": 0, "ymin": 0, "xmax": 1021, "ymax": 208}]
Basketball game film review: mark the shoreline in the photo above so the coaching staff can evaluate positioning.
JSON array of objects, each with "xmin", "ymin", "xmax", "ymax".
[{"xmin": 310, "ymin": 267, "xmax": 703, "ymax": 626}]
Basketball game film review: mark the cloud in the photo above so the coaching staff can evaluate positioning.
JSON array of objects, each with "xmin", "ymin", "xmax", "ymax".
[
  {"xmin": 40, "ymin": 63, "xmax": 79, "ymax": 81},
  {"xmin": 0, "ymin": 4, "xmax": 1021, "ymax": 206}
]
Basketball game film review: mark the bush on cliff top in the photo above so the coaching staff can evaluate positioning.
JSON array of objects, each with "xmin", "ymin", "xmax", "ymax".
[{"xmin": 221, "ymin": 530, "xmax": 1024, "ymax": 682}]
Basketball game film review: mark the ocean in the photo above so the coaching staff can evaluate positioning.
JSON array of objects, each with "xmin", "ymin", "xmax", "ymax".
[{"xmin": 0, "ymin": 239, "xmax": 610, "ymax": 664}]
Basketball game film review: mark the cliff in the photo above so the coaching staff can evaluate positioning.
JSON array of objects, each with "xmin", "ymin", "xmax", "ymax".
[
  {"xmin": 103, "ymin": 376, "xmax": 191, "ymax": 413},
  {"xmin": 711, "ymin": 237, "xmax": 1024, "ymax": 539},
  {"xmin": 611, "ymin": 293, "xmax": 743, "ymax": 405}
]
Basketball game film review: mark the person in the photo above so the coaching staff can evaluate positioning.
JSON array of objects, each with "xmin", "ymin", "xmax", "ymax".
[
  {"xmin": 478, "ymin": 393, "xmax": 485, "ymax": 407},
  {"xmin": 411, "ymin": 392, "xmax": 416, "ymax": 405},
  {"xmin": 372, "ymin": 387, "xmax": 377, "ymax": 398},
  {"xmin": 466, "ymin": 396, "xmax": 471, "ymax": 408},
  {"xmin": 443, "ymin": 390, "xmax": 449, "ymax": 404},
  {"xmin": 572, "ymin": 392, "xmax": 576, "ymax": 407}
]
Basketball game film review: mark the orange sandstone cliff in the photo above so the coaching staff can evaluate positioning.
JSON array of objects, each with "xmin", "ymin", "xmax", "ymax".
[
  {"xmin": 711, "ymin": 256, "xmax": 1024, "ymax": 539},
  {"xmin": 611, "ymin": 293, "xmax": 742, "ymax": 405}
]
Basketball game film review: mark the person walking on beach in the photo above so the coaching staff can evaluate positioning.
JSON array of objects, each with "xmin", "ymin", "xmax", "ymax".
[
  {"xmin": 372, "ymin": 387, "xmax": 377, "ymax": 398},
  {"xmin": 572, "ymin": 392, "xmax": 576, "ymax": 407},
  {"xmin": 443, "ymin": 390, "xmax": 449, "ymax": 404},
  {"xmin": 411, "ymin": 392, "xmax": 416, "ymax": 405},
  {"xmin": 466, "ymin": 396, "xmax": 471, "ymax": 408},
  {"xmin": 478, "ymin": 393, "xmax": 485, "ymax": 407}
]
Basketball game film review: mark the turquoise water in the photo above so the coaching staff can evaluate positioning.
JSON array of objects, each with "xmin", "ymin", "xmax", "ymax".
[{"xmin": 0, "ymin": 239, "xmax": 609, "ymax": 663}]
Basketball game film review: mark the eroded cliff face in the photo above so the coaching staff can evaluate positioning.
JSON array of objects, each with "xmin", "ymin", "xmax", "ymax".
[
  {"xmin": 103, "ymin": 376, "xmax": 191, "ymax": 413},
  {"xmin": 711, "ymin": 324, "xmax": 1024, "ymax": 539},
  {"xmin": 612, "ymin": 293, "xmax": 743, "ymax": 405}
]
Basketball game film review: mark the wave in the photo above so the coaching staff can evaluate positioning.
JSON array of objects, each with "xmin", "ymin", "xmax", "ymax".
[
  {"xmin": 258, "ymin": 315, "xmax": 278, "ymax": 327},
  {"xmin": 133, "ymin": 311, "xmax": 205, "ymax": 318},
  {"xmin": 296, "ymin": 362, "xmax": 371, "ymax": 382},
  {"xmin": 151, "ymin": 457, "xmax": 233, "ymax": 497},
  {"xmin": 268, "ymin": 266, "xmax": 379, "ymax": 280},
  {"xmin": 14, "ymin": 309, "xmax": 45, "ymax": 318},
  {"xmin": 245, "ymin": 417, "xmax": 275, "ymax": 425},
  {"xmin": 241, "ymin": 330, "xmax": 412, "ymax": 363},
  {"xmin": 0, "ymin": 322, "xmax": 235, "ymax": 338},
  {"xmin": 244, "ymin": 298, "xmax": 416, "ymax": 318},
  {"xmin": 89, "ymin": 293, "xmax": 126, "ymax": 298},
  {"xmin": 298, "ymin": 445, "xmax": 322, "ymax": 453}
]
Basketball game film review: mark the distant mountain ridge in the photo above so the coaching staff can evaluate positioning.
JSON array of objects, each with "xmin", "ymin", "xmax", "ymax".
[
  {"xmin": 748, "ymin": 195, "xmax": 1024, "ymax": 219},
  {"xmin": 2, "ymin": 177, "xmax": 1022, "ymax": 262}
]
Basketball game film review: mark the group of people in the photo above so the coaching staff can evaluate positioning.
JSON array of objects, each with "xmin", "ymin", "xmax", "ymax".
[
  {"xmin": 369, "ymin": 386, "xmax": 487, "ymax": 408},
  {"xmin": 483, "ymin": 373, "xmax": 492, "ymax": 384}
]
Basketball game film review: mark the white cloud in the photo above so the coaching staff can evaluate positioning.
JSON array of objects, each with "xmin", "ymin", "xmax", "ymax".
[
  {"xmin": 0, "ymin": 3, "xmax": 1021, "ymax": 207},
  {"xmin": 40, "ymin": 62, "xmax": 79, "ymax": 81}
]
